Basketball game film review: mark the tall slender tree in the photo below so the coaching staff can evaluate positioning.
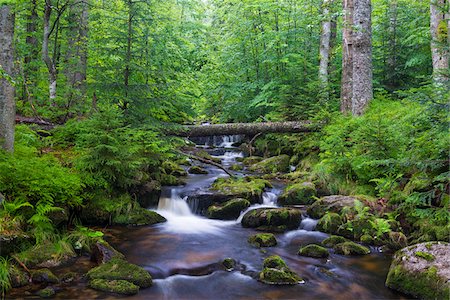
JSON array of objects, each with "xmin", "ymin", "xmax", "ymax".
[
  {"xmin": 0, "ymin": 4, "xmax": 16, "ymax": 152},
  {"xmin": 341, "ymin": 0, "xmax": 353, "ymax": 113},
  {"xmin": 318, "ymin": 0, "xmax": 335, "ymax": 101},
  {"xmin": 430, "ymin": 0, "xmax": 449, "ymax": 83}
]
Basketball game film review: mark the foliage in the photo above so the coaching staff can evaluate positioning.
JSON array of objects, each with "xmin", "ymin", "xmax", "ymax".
[{"xmin": 0, "ymin": 257, "xmax": 11, "ymax": 297}]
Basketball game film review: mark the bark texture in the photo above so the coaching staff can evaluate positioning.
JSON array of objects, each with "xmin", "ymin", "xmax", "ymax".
[
  {"xmin": 430, "ymin": 0, "xmax": 449, "ymax": 84},
  {"xmin": 0, "ymin": 5, "xmax": 16, "ymax": 152},
  {"xmin": 319, "ymin": 0, "xmax": 334, "ymax": 100},
  {"xmin": 174, "ymin": 121, "xmax": 319, "ymax": 137},
  {"xmin": 42, "ymin": 0, "xmax": 58, "ymax": 104},
  {"xmin": 351, "ymin": 0, "xmax": 372, "ymax": 116},
  {"xmin": 340, "ymin": 0, "xmax": 353, "ymax": 113}
]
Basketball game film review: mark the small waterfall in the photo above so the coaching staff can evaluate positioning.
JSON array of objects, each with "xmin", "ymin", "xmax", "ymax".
[
  {"xmin": 217, "ymin": 151, "xmax": 244, "ymax": 166},
  {"xmin": 262, "ymin": 192, "xmax": 277, "ymax": 206},
  {"xmin": 218, "ymin": 135, "xmax": 243, "ymax": 148},
  {"xmin": 188, "ymin": 135, "xmax": 243, "ymax": 148},
  {"xmin": 299, "ymin": 217, "xmax": 318, "ymax": 231},
  {"xmin": 158, "ymin": 190, "xmax": 192, "ymax": 216}
]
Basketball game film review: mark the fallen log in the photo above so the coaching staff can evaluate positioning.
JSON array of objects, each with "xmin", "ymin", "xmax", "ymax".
[{"xmin": 173, "ymin": 121, "xmax": 319, "ymax": 137}]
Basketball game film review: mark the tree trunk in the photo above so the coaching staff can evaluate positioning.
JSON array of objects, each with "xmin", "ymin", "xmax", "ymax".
[
  {"xmin": 172, "ymin": 121, "xmax": 319, "ymax": 137},
  {"xmin": 0, "ymin": 5, "xmax": 16, "ymax": 152},
  {"xmin": 319, "ymin": 0, "xmax": 333, "ymax": 101},
  {"xmin": 386, "ymin": 0, "xmax": 398, "ymax": 89},
  {"xmin": 42, "ymin": 0, "xmax": 58, "ymax": 105},
  {"xmin": 340, "ymin": 0, "xmax": 353, "ymax": 113},
  {"xmin": 351, "ymin": 0, "xmax": 372, "ymax": 116},
  {"xmin": 65, "ymin": 0, "xmax": 88, "ymax": 111},
  {"xmin": 430, "ymin": 0, "xmax": 449, "ymax": 84}
]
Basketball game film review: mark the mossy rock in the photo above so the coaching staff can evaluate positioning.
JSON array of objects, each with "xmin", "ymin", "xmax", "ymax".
[
  {"xmin": 207, "ymin": 198, "xmax": 251, "ymax": 220},
  {"xmin": 248, "ymin": 233, "xmax": 277, "ymax": 247},
  {"xmin": 298, "ymin": 244, "xmax": 329, "ymax": 258},
  {"xmin": 37, "ymin": 287, "xmax": 56, "ymax": 298},
  {"xmin": 91, "ymin": 240, "xmax": 125, "ymax": 264},
  {"xmin": 386, "ymin": 242, "xmax": 450, "ymax": 299},
  {"xmin": 210, "ymin": 177, "xmax": 271, "ymax": 203},
  {"xmin": 89, "ymin": 279, "xmax": 139, "ymax": 295},
  {"xmin": 383, "ymin": 231, "xmax": 408, "ymax": 250},
  {"xmin": 259, "ymin": 255, "xmax": 302, "ymax": 285},
  {"xmin": 196, "ymin": 150, "xmax": 222, "ymax": 164},
  {"xmin": 188, "ymin": 165, "xmax": 208, "ymax": 174},
  {"xmin": 229, "ymin": 164, "xmax": 244, "ymax": 171},
  {"xmin": 307, "ymin": 195, "xmax": 361, "ymax": 219},
  {"xmin": 161, "ymin": 160, "xmax": 187, "ymax": 177},
  {"xmin": 333, "ymin": 242, "xmax": 370, "ymax": 255},
  {"xmin": 31, "ymin": 268, "xmax": 59, "ymax": 284},
  {"xmin": 222, "ymin": 258, "xmax": 236, "ymax": 271},
  {"xmin": 112, "ymin": 208, "xmax": 166, "ymax": 226},
  {"xmin": 278, "ymin": 182, "xmax": 317, "ymax": 206},
  {"xmin": 241, "ymin": 207, "xmax": 301, "ymax": 232},
  {"xmin": 9, "ymin": 264, "xmax": 30, "ymax": 288},
  {"xmin": 160, "ymin": 174, "xmax": 185, "ymax": 186},
  {"xmin": 242, "ymin": 156, "xmax": 263, "ymax": 166},
  {"xmin": 248, "ymin": 155, "xmax": 290, "ymax": 173},
  {"xmin": 17, "ymin": 242, "xmax": 76, "ymax": 268},
  {"xmin": 87, "ymin": 258, "xmax": 152, "ymax": 288},
  {"xmin": 316, "ymin": 212, "xmax": 343, "ymax": 234},
  {"xmin": 321, "ymin": 235, "xmax": 349, "ymax": 248},
  {"xmin": 360, "ymin": 234, "xmax": 374, "ymax": 245},
  {"xmin": 279, "ymin": 171, "xmax": 311, "ymax": 182},
  {"xmin": 60, "ymin": 272, "xmax": 77, "ymax": 283}
]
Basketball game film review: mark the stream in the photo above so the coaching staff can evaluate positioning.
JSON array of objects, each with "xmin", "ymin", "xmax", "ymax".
[{"xmin": 8, "ymin": 136, "xmax": 406, "ymax": 299}]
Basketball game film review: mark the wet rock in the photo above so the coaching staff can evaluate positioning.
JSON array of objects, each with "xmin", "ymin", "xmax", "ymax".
[
  {"xmin": 9, "ymin": 265, "xmax": 30, "ymax": 287},
  {"xmin": 222, "ymin": 258, "xmax": 236, "ymax": 271},
  {"xmin": 0, "ymin": 234, "xmax": 31, "ymax": 257},
  {"xmin": 248, "ymin": 233, "xmax": 277, "ymax": 247},
  {"xmin": 31, "ymin": 268, "xmax": 59, "ymax": 284},
  {"xmin": 384, "ymin": 231, "xmax": 408, "ymax": 251},
  {"xmin": 37, "ymin": 287, "xmax": 56, "ymax": 298},
  {"xmin": 316, "ymin": 212, "xmax": 343, "ymax": 234},
  {"xmin": 161, "ymin": 160, "xmax": 187, "ymax": 177},
  {"xmin": 248, "ymin": 155, "xmax": 290, "ymax": 173},
  {"xmin": 90, "ymin": 240, "xmax": 125, "ymax": 264},
  {"xmin": 242, "ymin": 156, "xmax": 263, "ymax": 166},
  {"xmin": 207, "ymin": 198, "xmax": 250, "ymax": 220},
  {"xmin": 17, "ymin": 242, "xmax": 76, "ymax": 268},
  {"xmin": 385, "ymin": 242, "xmax": 450, "ymax": 299},
  {"xmin": 112, "ymin": 208, "xmax": 166, "ymax": 226},
  {"xmin": 196, "ymin": 150, "xmax": 222, "ymax": 164},
  {"xmin": 60, "ymin": 272, "xmax": 77, "ymax": 283},
  {"xmin": 333, "ymin": 242, "xmax": 370, "ymax": 255},
  {"xmin": 134, "ymin": 180, "xmax": 161, "ymax": 208},
  {"xmin": 87, "ymin": 258, "xmax": 152, "ymax": 288},
  {"xmin": 241, "ymin": 207, "xmax": 301, "ymax": 232},
  {"xmin": 210, "ymin": 177, "xmax": 270, "ymax": 204},
  {"xmin": 278, "ymin": 182, "xmax": 316, "ymax": 206},
  {"xmin": 89, "ymin": 279, "xmax": 139, "ymax": 295},
  {"xmin": 321, "ymin": 235, "xmax": 349, "ymax": 248},
  {"xmin": 259, "ymin": 255, "xmax": 302, "ymax": 285},
  {"xmin": 307, "ymin": 195, "xmax": 361, "ymax": 219},
  {"xmin": 188, "ymin": 165, "xmax": 208, "ymax": 174},
  {"xmin": 360, "ymin": 234, "xmax": 374, "ymax": 245},
  {"xmin": 160, "ymin": 174, "xmax": 185, "ymax": 186},
  {"xmin": 47, "ymin": 208, "xmax": 69, "ymax": 228},
  {"xmin": 298, "ymin": 244, "xmax": 329, "ymax": 258}
]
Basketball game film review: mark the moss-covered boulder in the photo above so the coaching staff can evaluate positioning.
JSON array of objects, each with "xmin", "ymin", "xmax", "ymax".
[
  {"xmin": 316, "ymin": 212, "xmax": 343, "ymax": 234},
  {"xmin": 161, "ymin": 160, "xmax": 187, "ymax": 177},
  {"xmin": 16, "ymin": 242, "xmax": 76, "ymax": 268},
  {"xmin": 31, "ymin": 268, "xmax": 59, "ymax": 284},
  {"xmin": 229, "ymin": 164, "xmax": 244, "ymax": 171},
  {"xmin": 89, "ymin": 279, "xmax": 139, "ymax": 295},
  {"xmin": 37, "ymin": 287, "xmax": 56, "ymax": 298},
  {"xmin": 210, "ymin": 177, "xmax": 271, "ymax": 203},
  {"xmin": 160, "ymin": 174, "xmax": 185, "ymax": 186},
  {"xmin": 87, "ymin": 258, "xmax": 152, "ymax": 288},
  {"xmin": 360, "ymin": 234, "xmax": 375, "ymax": 245},
  {"xmin": 188, "ymin": 165, "xmax": 208, "ymax": 174},
  {"xmin": 207, "ymin": 198, "xmax": 251, "ymax": 220},
  {"xmin": 383, "ymin": 231, "xmax": 408, "ymax": 250},
  {"xmin": 248, "ymin": 155, "xmax": 290, "ymax": 173},
  {"xmin": 278, "ymin": 182, "xmax": 316, "ymax": 206},
  {"xmin": 307, "ymin": 195, "xmax": 361, "ymax": 219},
  {"xmin": 196, "ymin": 150, "xmax": 222, "ymax": 164},
  {"xmin": 321, "ymin": 235, "xmax": 349, "ymax": 248},
  {"xmin": 241, "ymin": 208, "xmax": 301, "ymax": 232},
  {"xmin": 298, "ymin": 244, "xmax": 329, "ymax": 258},
  {"xmin": 259, "ymin": 255, "xmax": 302, "ymax": 285},
  {"xmin": 222, "ymin": 258, "xmax": 236, "ymax": 271},
  {"xmin": 9, "ymin": 265, "xmax": 30, "ymax": 287},
  {"xmin": 112, "ymin": 208, "xmax": 166, "ymax": 226},
  {"xmin": 242, "ymin": 156, "xmax": 263, "ymax": 166},
  {"xmin": 333, "ymin": 242, "xmax": 370, "ymax": 255},
  {"xmin": 91, "ymin": 240, "xmax": 125, "ymax": 264},
  {"xmin": 386, "ymin": 242, "xmax": 450, "ymax": 299},
  {"xmin": 248, "ymin": 233, "xmax": 277, "ymax": 247}
]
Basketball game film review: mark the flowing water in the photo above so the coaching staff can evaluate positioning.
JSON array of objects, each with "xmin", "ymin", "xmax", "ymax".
[{"xmin": 8, "ymin": 135, "xmax": 407, "ymax": 299}]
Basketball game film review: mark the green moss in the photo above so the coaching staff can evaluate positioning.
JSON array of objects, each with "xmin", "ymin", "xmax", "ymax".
[
  {"xmin": 278, "ymin": 182, "xmax": 317, "ymax": 206},
  {"xmin": 321, "ymin": 235, "xmax": 349, "ymax": 248},
  {"xmin": 89, "ymin": 279, "xmax": 139, "ymax": 295},
  {"xmin": 248, "ymin": 155, "xmax": 290, "ymax": 173},
  {"xmin": 37, "ymin": 287, "xmax": 56, "ymax": 298},
  {"xmin": 259, "ymin": 255, "xmax": 302, "ymax": 285},
  {"xmin": 161, "ymin": 160, "xmax": 187, "ymax": 177},
  {"xmin": 112, "ymin": 209, "xmax": 166, "ymax": 226},
  {"xmin": 248, "ymin": 233, "xmax": 277, "ymax": 247},
  {"xmin": 207, "ymin": 198, "xmax": 251, "ymax": 220},
  {"xmin": 414, "ymin": 251, "xmax": 435, "ymax": 262},
  {"xmin": 31, "ymin": 268, "xmax": 59, "ymax": 284},
  {"xmin": 360, "ymin": 234, "xmax": 374, "ymax": 245},
  {"xmin": 241, "ymin": 207, "xmax": 301, "ymax": 232},
  {"xmin": 211, "ymin": 177, "xmax": 270, "ymax": 199},
  {"xmin": 316, "ymin": 213, "xmax": 343, "ymax": 234},
  {"xmin": 160, "ymin": 174, "xmax": 185, "ymax": 186},
  {"xmin": 222, "ymin": 258, "xmax": 236, "ymax": 271},
  {"xmin": 229, "ymin": 164, "xmax": 244, "ymax": 171},
  {"xmin": 87, "ymin": 258, "xmax": 152, "ymax": 288},
  {"xmin": 16, "ymin": 242, "xmax": 76, "ymax": 268},
  {"xmin": 242, "ymin": 156, "xmax": 263, "ymax": 166},
  {"xmin": 188, "ymin": 166, "xmax": 208, "ymax": 174},
  {"xmin": 333, "ymin": 242, "xmax": 370, "ymax": 255},
  {"xmin": 9, "ymin": 264, "xmax": 30, "ymax": 288},
  {"xmin": 196, "ymin": 150, "xmax": 222, "ymax": 164},
  {"xmin": 298, "ymin": 244, "xmax": 329, "ymax": 258},
  {"xmin": 386, "ymin": 264, "xmax": 450, "ymax": 299}
]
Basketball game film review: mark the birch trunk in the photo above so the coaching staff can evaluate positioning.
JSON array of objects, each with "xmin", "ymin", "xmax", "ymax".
[
  {"xmin": 352, "ymin": 0, "xmax": 373, "ymax": 116},
  {"xmin": 340, "ymin": 0, "xmax": 353, "ymax": 113},
  {"xmin": 319, "ymin": 0, "xmax": 334, "ymax": 101},
  {"xmin": 42, "ymin": 0, "xmax": 58, "ymax": 105},
  {"xmin": 0, "ymin": 5, "xmax": 16, "ymax": 152},
  {"xmin": 430, "ymin": 0, "xmax": 449, "ymax": 84}
]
